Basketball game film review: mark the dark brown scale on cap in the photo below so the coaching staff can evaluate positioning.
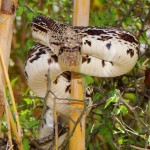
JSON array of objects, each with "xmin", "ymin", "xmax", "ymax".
[{"xmin": 127, "ymin": 49, "xmax": 134, "ymax": 58}]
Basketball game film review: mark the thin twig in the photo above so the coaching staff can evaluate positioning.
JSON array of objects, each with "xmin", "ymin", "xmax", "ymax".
[
  {"xmin": 39, "ymin": 69, "xmax": 51, "ymax": 123},
  {"xmin": 8, "ymin": 145, "xmax": 14, "ymax": 150},
  {"xmin": 130, "ymin": 145, "xmax": 150, "ymax": 150},
  {"xmin": 113, "ymin": 115, "xmax": 139, "ymax": 136},
  {"xmin": 22, "ymin": 0, "xmax": 36, "ymax": 14},
  {"xmin": 118, "ymin": 92, "xmax": 149, "ymax": 129}
]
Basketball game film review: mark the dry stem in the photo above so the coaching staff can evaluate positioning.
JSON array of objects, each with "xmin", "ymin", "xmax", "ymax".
[{"xmin": 0, "ymin": 47, "xmax": 22, "ymax": 138}]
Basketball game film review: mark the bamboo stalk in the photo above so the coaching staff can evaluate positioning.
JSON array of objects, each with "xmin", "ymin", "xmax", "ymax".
[
  {"xmin": 0, "ymin": 1, "xmax": 21, "ymax": 139},
  {"xmin": 70, "ymin": 0, "xmax": 90, "ymax": 150},
  {"xmin": 8, "ymin": 105, "xmax": 23, "ymax": 150},
  {"xmin": 4, "ymin": 96, "xmax": 13, "ymax": 149},
  {"xmin": 2, "ymin": 86, "xmax": 23, "ymax": 150},
  {"xmin": 54, "ymin": 98, "xmax": 58, "ymax": 150},
  {"xmin": 0, "ymin": 1, "xmax": 23, "ymax": 149},
  {"xmin": 0, "ymin": 46, "xmax": 22, "ymax": 138}
]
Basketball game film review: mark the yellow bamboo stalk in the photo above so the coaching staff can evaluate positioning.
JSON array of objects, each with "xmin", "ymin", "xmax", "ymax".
[
  {"xmin": 70, "ymin": 0, "xmax": 90, "ymax": 150},
  {"xmin": 2, "ymin": 85, "xmax": 23, "ymax": 150},
  {"xmin": 4, "ymin": 96, "xmax": 13, "ymax": 149},
  {"xmin": 54, "ymin": 98, "xmax": 58, "ymax": 150},
  {"xmin": 8, "ymin": 105, "xmax": 23, "ymax": 150},
  {"xmin": 0, "ymin": 1, "xmax": 21, "ymax": 139},
  {"xmin": 0, "ymin": 1, "xmax": 23, "ymax": 149},
  {"xmin": 0, "ymin": 46, "xmax": 22, "ymax": 137}
]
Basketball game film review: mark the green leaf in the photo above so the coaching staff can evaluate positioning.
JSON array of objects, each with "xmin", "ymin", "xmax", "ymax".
[
  {"xmin": 23, "ymin": 98, "xmax": 33, "ymax": 105},
  {"xmin": 17, "ymin": 7, "xmax": 24, "ymax": 16},
  {"xmin": 120, "ymin": 105, "xmax": 128, "ymax": 115},
  {"xmin": 26, "ymin": 120, "xmax": 39, "ymax": 128},
  {"xmin": 27, "ymin": 12, "xmax": 35, "ymax": 20},
  {"xmin": 89, "ymin": 143, "xmax": 95, "ymax": 150},
  {"xmin": 84, "ymin": 75, "xmax": 94, "ymax": 85},
  {"xmin": 20, "ymin": 109, "xmax": 29, "ymax": 115},
  {"xmin": 26, "ymin": 40, "xmax": 35, "ymax": 48},
  {"xmin": 23, "ymin": 138, "xmax": 30, "ymax": 150},
  {"xmin": 93, "ymin": 92, "xmax": 101, "ymax": 101},
  {"xmin": 118, "ymin": 138, "xmax": 123, "ymax": 145},
  {"xmin": 123, "ymin": 93, "xmax": 136, "ymax": 101},
  {"xmin": 11, "ymin": 77, "xmax": 18, "ymax": 87},
  {"xmin": 114, "ymin": 108, "xmax": 121, "ymax": 115},
  {"xmin": 105, "ymin": 94, "xmax": 118, "ymax": 108}
]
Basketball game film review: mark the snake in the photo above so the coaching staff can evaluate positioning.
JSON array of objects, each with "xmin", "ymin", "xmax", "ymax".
[{"xmin": 25, "ymin": 15, "xmax": 139, "ymax": 117}]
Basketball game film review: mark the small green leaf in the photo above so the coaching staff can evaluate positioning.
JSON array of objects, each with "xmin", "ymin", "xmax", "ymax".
[
  {"xmin": 17, "ymin": 7, "xmax": 24, "ymax": 16},
  {"xmin": 23, "ymin": 98, "xmax": 33, "ymax": 105},
  {"xmin": 114, "ymin": 108, "xmax": 121, "ymax": 115},
  {"xmin": 84, "ymin": 75, "xmax": 94, "ymax": 85},
  {"xmin": 20, "ymin": 109, "xmax": 29, "ymax": 115},
  {"xmin": 23, "ymin": 138, "xmax": 30, "ymax": 150},
  {"xmin": 124, "ymin": 93, "xmax": 136, "ymax": 101},
  {"xmin": 26, "ymin": 40, "xmax": 35, "ymax": 48},
  {"xmin": 105, "ymin": 94, "xmax": 118, "ymax": 108},
  {"xmin": 118, "ymin": 138, "xmax": 123, "ymax": 144},
  {"xmin": 89, "ymin": 143, "xmax": 95, "ymax": 150},
  {"xmin": 11, "ymin": 77, "xmax": 18, "ymax": 87},
  {"xmin": 120, "ymin": 105, "xmax": 128, "ymax": 115},
  {"xmin": 27, "ymin": 12, "xmax": 35, "ymax": 20},
  {"xmin": 26, "ymin": 120, "xmax": 39, "ymax": 128},
  {"xmin": 93, "ymin": 92, "xmax": 101, "ymax": 101}
]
